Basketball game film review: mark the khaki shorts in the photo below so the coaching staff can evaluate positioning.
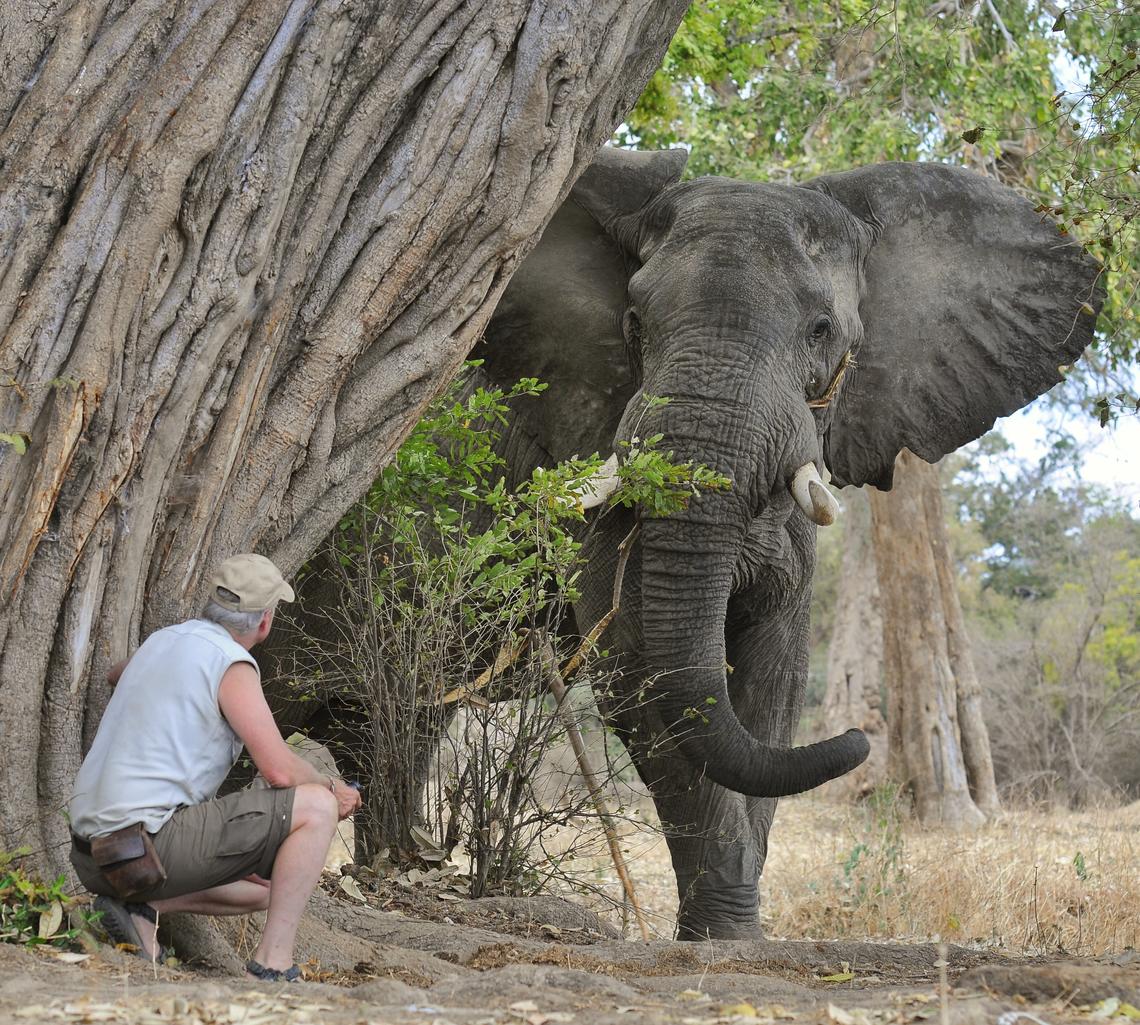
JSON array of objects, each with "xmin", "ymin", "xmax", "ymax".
[{"xmin": 71, "ymin": 786, "xmax": 295, "ymax": 903}]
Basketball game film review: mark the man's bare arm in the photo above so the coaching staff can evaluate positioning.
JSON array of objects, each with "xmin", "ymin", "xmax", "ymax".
[
  {"xmin": 218, "ymin": 662, "xmax": 361, "ymax": 819},
  {"xmin": 106, "ymin": 657, "xmax": 130, "ymax": 686}
]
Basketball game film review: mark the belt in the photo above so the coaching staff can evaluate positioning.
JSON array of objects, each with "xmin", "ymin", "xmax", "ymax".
[{"xmin": 71, "ymin": 834, "xmax": 92, "ymax": 855}]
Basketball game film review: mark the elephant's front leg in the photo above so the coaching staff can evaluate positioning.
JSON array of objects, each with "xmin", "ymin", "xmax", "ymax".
[{"xmin": 652, "ymin": 779, "xmax": 762, "ymax": 940}]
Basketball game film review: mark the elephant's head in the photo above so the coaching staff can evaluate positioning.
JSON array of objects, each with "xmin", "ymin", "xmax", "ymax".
[{"xmin": 483, "ymin": 147, "xmax": 1102, "ymax": 798}]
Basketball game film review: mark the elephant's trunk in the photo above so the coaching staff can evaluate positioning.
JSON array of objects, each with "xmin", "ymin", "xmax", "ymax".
[{"xmin": 639, "ymin": 509, "xmax": 869, "ymax": 797}]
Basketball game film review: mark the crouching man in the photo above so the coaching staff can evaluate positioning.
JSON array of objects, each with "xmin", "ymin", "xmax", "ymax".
[{"xmin": 69, "ymin": 554, "xmax": 361, "ymax": 981}]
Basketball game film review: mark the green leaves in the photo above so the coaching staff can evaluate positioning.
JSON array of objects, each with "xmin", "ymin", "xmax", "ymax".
[
  {"xmin": 1, "ymin": 851, "xmax": 92, "ymax": 950},
  {"xmin": 0, "ymin": 432, "xmax": 30, "ymax": 455},
  {"xmin": 340, "ymin": 368, "xmax": 729, "ymax": 641}
]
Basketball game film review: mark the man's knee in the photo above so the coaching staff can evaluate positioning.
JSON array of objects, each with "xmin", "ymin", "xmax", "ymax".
[{"xmin": 290, "ymin": 783, "xmax": 338, "ymax": 834}]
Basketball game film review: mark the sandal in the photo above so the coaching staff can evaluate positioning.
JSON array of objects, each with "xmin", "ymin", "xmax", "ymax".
[
  {"xmin": 93, "ymin": 895, "xmax": 168, "ymax": 961},
  {"xmin": 246, "ymin": 958, "xmax": 302, "ymax": 982}
]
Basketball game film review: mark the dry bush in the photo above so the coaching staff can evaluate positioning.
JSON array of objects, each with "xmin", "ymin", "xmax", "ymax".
[
  {"xmin": 945, "ymin": 451, "xmax": 1140, "ymax": 808},
  {"xmin": 288, "ymin": 375, "xmax": 721, "ymax": 905},
  {"xmin": 972, "ymin": 537, "xmax": 1140, "ymax": 808},
  {"xmin": 294, "ymin": 510, "xmax": 645, "ymax": 898}
]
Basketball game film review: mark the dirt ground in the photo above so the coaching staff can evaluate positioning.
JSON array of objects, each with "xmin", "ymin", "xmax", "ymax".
[
  {"xmin": 6, "ymin": 788, "xmax": 1138, "ymax": 1024},
  {"xmin": 4, "ymin": 877, "xmax": 1139, "ymax": 1025}
]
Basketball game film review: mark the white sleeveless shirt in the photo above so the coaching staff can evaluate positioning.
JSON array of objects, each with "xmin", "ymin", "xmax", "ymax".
[{"xmin": 69, "ymin": 619, "xmax": 256, "ymax": 837}]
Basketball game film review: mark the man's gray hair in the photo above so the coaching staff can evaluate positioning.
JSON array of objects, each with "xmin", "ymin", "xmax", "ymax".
[{"xmin": 201, "ymin": 599, "xmax": 267, "ymax": 635}]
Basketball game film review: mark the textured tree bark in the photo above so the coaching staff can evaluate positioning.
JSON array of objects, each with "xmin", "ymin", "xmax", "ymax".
[
  {"xmin": 0, "ymin": 0, "xmax": 687, "ymax": 868},
  {"xmin": 821, "ymin": 487, "xmax": 887, "ymax": 798},
  {"xmin": 867, "ymin": 450, "xmax": 1000, "ymax": 827}
]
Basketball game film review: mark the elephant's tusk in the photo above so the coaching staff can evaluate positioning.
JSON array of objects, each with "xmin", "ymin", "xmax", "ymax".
[
  {"xmin": 791, "ymin": 463, "xmax": 841, "ymax": 526},
  {"xmin": 577, "ymin": 453, "xmax": 622, "ymax": 510}
]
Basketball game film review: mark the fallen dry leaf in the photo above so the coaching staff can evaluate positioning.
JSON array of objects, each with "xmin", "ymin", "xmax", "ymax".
[
  {"xmin": 49, "ymin": 951, "xmax": 90, "ymax": 964},
  {"xmin": 677, "ymin": 989, "xmax": 709, "ymax": 1002},
  {"xmin": 338, "ymin": 876, "xmax": 367, "ymax": 903},
  {"xmin": 38, "ymin": 900, "xmax": 64, "ymax": 940}
]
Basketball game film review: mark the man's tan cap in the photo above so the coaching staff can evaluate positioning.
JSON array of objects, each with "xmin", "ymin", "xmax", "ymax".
[{"xmin": 209, "ymin": 554, "xmax": 295, "ymax": 612}]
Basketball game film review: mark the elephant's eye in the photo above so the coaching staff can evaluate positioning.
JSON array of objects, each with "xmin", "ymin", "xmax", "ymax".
[{"xmin": 810, "ymin": 315, "xmax": 832, "ymax": 342}]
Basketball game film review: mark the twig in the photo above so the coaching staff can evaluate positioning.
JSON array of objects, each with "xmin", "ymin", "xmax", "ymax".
[
  {"xmin": 559, "ymin": 521, "xmax": 640, "ymax": 682},
  {"xmin": 807, "ymin": 350, "xmax": 857, "ymax": 409},
  {"xmin": 937, "ymin": 942, "xmax": 949, "ymax": 1025},
  {"xmin": 539, "ymin": 637, "xmax": 651, "ymax": 942},
  {"xmin": 440, "ymin": 630, "xmax": 530, "ymax": 704},
  {"xmin": 983, "ymin": 0, "xmax": 1018, "ymax": 51}
]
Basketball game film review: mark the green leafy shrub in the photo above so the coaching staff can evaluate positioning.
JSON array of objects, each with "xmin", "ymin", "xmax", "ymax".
[
  {"xmin": 1, "ymin": 848, "xmax": 92, "ymax": 950},
  {"xmin": 295, "ymin": 366, "xmax": 726, "ymax": 896}
]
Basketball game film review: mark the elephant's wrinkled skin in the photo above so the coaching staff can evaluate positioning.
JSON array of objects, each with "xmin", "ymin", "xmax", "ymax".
[{"xmin": 476, "ymin": 148, "xmax": 1101, "ymax": 939}]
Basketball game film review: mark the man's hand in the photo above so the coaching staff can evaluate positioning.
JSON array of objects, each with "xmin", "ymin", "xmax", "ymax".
[{"xmin": 331, "ymin": 780, "xmax": 362, "ymax": 821}]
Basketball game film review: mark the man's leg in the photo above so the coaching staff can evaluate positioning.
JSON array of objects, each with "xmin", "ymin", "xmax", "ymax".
[
  {"xmin": 154, "ymin": 877, "xmax": 272, "ymax": 916},
  {"xmin": 115, "ymin": 878, "xmax": 271, "ymax": 960},
  {"xmin": 119, "ymin": 784, "xmax": 337, "ymax": 966},
  {"xmin": 248, "ymin": 782, "xmax": 338, "ymax": 972}
]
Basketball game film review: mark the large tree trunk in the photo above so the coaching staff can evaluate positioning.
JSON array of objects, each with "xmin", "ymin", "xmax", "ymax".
[
  {"xmin": 0, "ymin": 0, "xmax": 686, "ymax": 870},
  {"xmin": 867, "ymin": 450, "xmax": 1000, "ymax": 826},
  {"xmin": 821, "ymin": 487, "xmax": 887, "ymax": 798}
]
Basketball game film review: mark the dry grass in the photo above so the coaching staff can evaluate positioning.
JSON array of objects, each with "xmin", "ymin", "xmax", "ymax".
[
  {"xmin": 554, "ymin": 792, "xmax": 1140, "ymax": 955},
  {"xmin": 763, "ymin": 792, "xmax": 1140, "ymax": 955}
]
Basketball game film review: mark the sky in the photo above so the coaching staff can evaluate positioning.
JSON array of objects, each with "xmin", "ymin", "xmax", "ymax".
[{"xmin": 995, "ymin": 400, "xmax": 1140, "ymax": 511}]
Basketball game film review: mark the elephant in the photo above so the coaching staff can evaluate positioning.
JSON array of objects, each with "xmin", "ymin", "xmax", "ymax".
[{"xmin": 472, "ymin": 146, "xmax": 1102, "ymax": 941}]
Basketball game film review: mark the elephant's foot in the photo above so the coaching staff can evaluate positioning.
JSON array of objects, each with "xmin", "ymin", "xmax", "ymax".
[
  {"xmin": 674, "ymin": 879, "xmax": 764, "ymax": 941},
  {"xmin": 675, "ymin": 915, "xmax": 764, "ymax": 941}
]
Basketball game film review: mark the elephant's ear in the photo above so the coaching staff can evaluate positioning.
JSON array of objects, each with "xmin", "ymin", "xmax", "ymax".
[
  {"xmin": 478, "ymin": 147, "xmax": 687, "ymax": 463},
  {"xmin": 570, "ymin": 145, "xmax": 689, "ymax": 241},
  {"xmin": 803, "ymin": 162, "xmax": 1103, "ymax": 489}
]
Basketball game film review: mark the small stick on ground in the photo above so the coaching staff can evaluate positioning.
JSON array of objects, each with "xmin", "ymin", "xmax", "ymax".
[
  {"xmin": 937, "ymin": 942, "xmax": 949, "ymax": 1025},
  {"xmin": 541, "ymin": 641, "xmax": 651, "ymax": 942}
]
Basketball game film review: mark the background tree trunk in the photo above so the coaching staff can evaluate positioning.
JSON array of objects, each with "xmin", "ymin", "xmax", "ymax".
[
  {"xmin": 821, "ymin": 487, "xmax": 887, "ymax": 798},
  {"xmin": 867, "ymin": 450, "xmax": 1000, "ymax": 826},
  {"xmin": 0, "ymin": 0, "xmax": 687, "ymax": 870}
]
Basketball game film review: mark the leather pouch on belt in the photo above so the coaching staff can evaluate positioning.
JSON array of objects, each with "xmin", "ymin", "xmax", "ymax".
[{"xmin": 90, "ymin": 823, "xmax": 167, "ymax": 899}]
